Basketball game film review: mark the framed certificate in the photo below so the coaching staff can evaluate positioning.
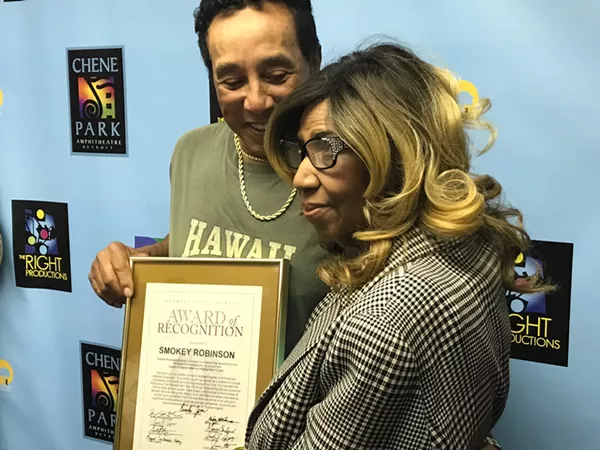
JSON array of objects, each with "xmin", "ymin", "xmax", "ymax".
[{"xmin": 114, "ymin": 257, "xmax": 289, "ymax": 450}]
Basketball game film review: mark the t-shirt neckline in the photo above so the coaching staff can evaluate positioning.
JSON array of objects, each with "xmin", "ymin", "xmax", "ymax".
[{"xmin": 223, "ymin": 126, "xmax": 277, "ymax": 175}]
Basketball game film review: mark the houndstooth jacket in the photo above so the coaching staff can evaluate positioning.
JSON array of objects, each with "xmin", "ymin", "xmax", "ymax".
[{"xmin": 245, "ymin": 226, "xmax": 511, "ymax": 450}]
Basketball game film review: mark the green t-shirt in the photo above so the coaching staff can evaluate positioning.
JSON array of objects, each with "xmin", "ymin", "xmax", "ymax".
[{"xmin": 169, "ymin": 121, "xmax": 330, "ymax": 356}]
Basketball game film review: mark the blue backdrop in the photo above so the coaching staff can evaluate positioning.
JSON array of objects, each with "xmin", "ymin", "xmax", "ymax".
[{"xmin": 1, "ymin": 1, "xmax": 598, "ymax": 449}]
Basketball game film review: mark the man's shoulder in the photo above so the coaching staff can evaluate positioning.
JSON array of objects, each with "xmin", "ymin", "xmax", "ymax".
[{"xmin": 174, "ymin": 121, "xmax": 232, "ymax": 155}]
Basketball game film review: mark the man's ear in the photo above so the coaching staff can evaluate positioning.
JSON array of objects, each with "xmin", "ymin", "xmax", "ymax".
[{"xmin": 310, "ymin": 45, "xmax": 322, "ymax": 74}]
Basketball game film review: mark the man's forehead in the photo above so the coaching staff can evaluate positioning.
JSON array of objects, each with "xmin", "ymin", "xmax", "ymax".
[
  {"xmin": 210, "ymin": 37, "xmax": 303, "ymax": 77},
  {"xmin": 207, "ymin": 3, "xmax": 301, "ymax": 65}
]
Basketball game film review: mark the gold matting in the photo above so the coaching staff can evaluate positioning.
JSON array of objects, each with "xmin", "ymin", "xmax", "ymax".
[{"xmin": 114, "ymin": 257, "xmax": 289, "ymax": 450}]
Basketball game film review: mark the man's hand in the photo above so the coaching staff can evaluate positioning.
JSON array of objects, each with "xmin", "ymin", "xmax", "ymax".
[{"xmin": 89, "ymin": 242, "xmax": 148, "ymax": 308}]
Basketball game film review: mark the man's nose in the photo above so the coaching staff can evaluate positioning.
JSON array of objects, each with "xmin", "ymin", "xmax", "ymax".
[{"xmin": 244, "ymin": 81, "xmax": 274, "ymax": 116}]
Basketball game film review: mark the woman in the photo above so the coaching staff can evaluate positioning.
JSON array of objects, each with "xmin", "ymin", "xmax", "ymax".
[{"xmin": 245, "ymin": 43, "xmax": 550, "ymax": 449}]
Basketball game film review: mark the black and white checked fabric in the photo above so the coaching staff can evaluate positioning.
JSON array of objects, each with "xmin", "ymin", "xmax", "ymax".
[{"xmin": 245, "ymin": 226, "xmax": 511, "ymax": 450}]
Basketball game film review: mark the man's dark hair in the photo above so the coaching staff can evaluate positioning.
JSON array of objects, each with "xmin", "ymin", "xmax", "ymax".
[{"xmin": 193, "ymin": 0, "xmax": 321, "ymax": 71}]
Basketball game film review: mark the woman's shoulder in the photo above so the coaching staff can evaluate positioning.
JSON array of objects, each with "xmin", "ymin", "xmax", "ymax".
[{"xmin": 342, "ymin": 233, "xmax": 505, "ymax": 341}]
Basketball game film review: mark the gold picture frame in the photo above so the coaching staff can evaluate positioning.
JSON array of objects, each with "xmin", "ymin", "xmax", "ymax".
[{"xmin": 113, "ymin": 257, "xmax": 289, "ymax": 450}]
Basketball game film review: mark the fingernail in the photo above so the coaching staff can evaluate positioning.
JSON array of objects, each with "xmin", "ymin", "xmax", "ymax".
[{"xmin": 124, "ymin": 288, "xmax": 132, "ymax": 298}]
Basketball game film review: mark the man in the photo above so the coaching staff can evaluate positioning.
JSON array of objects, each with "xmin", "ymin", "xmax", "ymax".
[
  {"xmin": 89, "ymin": 0, "xmax": 329, "ymax": 356},
  {"xmin": 88, "ymin": 2, "xmax": 501, "ymax": 447}
]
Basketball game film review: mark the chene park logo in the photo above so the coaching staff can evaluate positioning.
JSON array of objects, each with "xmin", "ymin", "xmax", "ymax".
[
  {"xmin": 81, "ymin": 342, "xmax": 121, "ymax": 443},
  {"xmin": 67, "ymin": 47, "xmax": 127, "ymax": 155}
]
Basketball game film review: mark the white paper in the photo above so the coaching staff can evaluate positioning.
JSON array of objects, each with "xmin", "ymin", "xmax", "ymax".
[{"xmin": 132, "ymin": 282, "xmax": 263, "ymax": 450}]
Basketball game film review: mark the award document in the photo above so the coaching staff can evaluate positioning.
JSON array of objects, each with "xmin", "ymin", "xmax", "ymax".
[{"xmin": 115, "ymin": 258, "xmax": 289, "ymax": 450}]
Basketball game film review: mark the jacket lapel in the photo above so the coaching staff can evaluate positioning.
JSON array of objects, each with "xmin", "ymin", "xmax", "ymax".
[{"xmin": 246, "ymin": 293, "xmax": 342, "ymax": 432}]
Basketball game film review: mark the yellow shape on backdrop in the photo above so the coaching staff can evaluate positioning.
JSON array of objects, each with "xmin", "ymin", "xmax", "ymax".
[
  {"xmin": 457, "ymin": 80, "xmax": 479, "ymax": 114},
  {"xmin": 0, "ymin": 359, "xmax": 14, "ymax": 387},
  {"xmin": 0, "ymin": 89, "xmax": 3, "ymax": 107}
]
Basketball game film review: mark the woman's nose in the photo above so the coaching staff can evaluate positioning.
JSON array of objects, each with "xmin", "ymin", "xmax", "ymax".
[{"xmin": 293, "ymin": 157, "xmax": 320, "ymax": 192}]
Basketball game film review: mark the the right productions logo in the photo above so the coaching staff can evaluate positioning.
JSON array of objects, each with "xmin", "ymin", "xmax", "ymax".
[
  {"xmin": 506, "ymin": 240, "xmax": 574, "ymax": 367},
  {"xmin": 11, "ymin": 200, "xmax": 72, "ymax": 292}
]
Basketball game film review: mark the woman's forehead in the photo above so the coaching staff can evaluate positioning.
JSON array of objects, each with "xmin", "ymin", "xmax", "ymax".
[{"xmin": 297, "ymin": 100, "xmax": 333, "ymax": 141}]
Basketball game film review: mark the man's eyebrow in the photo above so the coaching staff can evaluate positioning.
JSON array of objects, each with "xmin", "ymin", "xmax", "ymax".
[
  {"xmin": 215, "ymin": 54, "xmax": 297, "ymax": 79},
  {"xmin": 214, "ymin": 62, "xmax": 240, "ymax": 79},
  {"xmin": 257, "ymin": 54, "xmax": 296, "ymax": 70}
]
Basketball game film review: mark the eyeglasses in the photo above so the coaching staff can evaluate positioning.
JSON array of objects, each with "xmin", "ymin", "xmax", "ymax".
[{"xmin": 279, "ymin": 136, "xmax": 350, "ymax": 169}]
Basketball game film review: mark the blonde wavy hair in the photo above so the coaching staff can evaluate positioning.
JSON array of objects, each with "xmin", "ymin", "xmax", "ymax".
[{"xmin": 265, "ymin": 42, "xmax": 552, "ymax": 294}]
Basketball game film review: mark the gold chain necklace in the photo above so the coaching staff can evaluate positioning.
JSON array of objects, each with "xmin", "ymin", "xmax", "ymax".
[
  {"xmin": 237, "ymin": 142, "xmax": 268, "ymax": 163},
  {"xmin": 234, "ymin": 134, "xmax": 297, "ymax": 221}
]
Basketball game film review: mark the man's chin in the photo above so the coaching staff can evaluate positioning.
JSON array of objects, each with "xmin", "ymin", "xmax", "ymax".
[{"xmin": 241, "ymin": 125, "xmax": 265, "ymax": 140}]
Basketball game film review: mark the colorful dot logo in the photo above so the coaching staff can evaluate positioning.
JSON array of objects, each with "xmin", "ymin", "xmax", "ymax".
[
  {"xmin": 507, "ymin": 253, "xmax": 547, "ymax": 314},
  {"xmin": 24, "ymin": 208, "xmax": 59, "ymax": 256}
]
